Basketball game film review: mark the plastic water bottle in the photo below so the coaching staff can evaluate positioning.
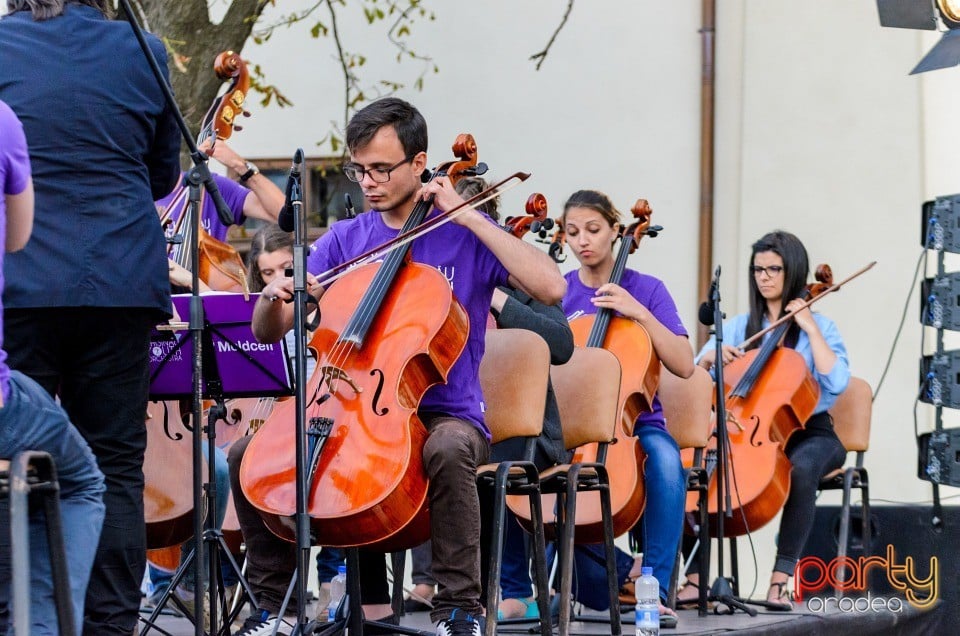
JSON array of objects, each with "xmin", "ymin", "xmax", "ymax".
[
  {"xmin": 635, "ymin": 566, "xmax": 659, "ymax": 636},
  {"xmin": 327, "ymin": 565, "xmax": 347, "ymax": 621}
]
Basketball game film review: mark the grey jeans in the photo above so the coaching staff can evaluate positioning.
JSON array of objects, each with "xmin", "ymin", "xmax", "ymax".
[{"xmin": 421, "ymin": 416, "xmax": 490, "ymax": 623}]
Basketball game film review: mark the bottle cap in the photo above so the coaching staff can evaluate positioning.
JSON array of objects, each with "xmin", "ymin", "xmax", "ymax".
[
  {"xmin": 641, "ymin": 566, "xmax": 653, "ymax": 576},
  {"xmin": 338, "ymin": 565, "xmax": 347, "ymax": 574}
]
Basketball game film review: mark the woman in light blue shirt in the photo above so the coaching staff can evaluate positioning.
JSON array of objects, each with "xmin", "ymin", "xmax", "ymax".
[{"xmin": 680, "ymin": 230, "xmax": 850, "ymax": 610}]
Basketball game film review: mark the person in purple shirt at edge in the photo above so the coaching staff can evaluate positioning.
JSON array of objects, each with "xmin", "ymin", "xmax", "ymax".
[
  {"xmin": 229, "ymin": 97, "xmax": 566, "ymax": 636},
  {"xmin": 0, "ymin": 99, "xmax": 106, "ymax": 636},
  {"xmin": 559, "ymin": 189, "xmax": 694, "ymax": 630},
  {"xmin": 157, "ymin": 138, "xmax": 284, "ymax": 291}
]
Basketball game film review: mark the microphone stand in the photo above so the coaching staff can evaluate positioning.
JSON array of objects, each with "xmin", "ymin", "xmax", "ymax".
[
  {"xmin": 286, "ymin": 152, "xmax": 315, "ymax": 635},
  {"xmin": 701, "ymin": 267, "xmax": 756, "ymax": 616}
]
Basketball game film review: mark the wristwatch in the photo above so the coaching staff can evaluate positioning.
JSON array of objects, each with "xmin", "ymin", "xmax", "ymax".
[{"xmin": 239, "ymin": 161, "xmax": 259, "ymax": 183}]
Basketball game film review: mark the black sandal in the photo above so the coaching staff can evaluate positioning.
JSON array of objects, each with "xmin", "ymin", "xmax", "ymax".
[
  {"xmin": 765, "ymin": 581, "xmax": 793, "ymax": 612},
  {"xmin": 675, "ymin": 581, "xmax": 701, "ymax": 609}
]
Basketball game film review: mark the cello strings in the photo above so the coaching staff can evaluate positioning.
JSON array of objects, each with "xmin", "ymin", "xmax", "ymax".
[{"xmin": 322, "ymin": 166, "xmax": 449, "ymax": 390}]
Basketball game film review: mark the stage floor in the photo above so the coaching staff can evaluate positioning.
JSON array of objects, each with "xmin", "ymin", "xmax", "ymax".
[{"xmin": 142, "ymin": 596, "xmax": 944, "ymax": 635}]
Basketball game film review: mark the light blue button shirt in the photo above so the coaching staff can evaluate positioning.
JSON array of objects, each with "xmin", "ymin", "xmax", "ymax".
[{"xmin": 696, "ymin": 312, "xmax": 850, "ymax": 414}]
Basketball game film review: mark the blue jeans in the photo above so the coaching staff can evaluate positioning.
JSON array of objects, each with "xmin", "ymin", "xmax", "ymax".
[
  {"xmin": 572, "ymin": 426, "xmax": 685, "ymax": 608},
  {"xmin": 499, "ymin": 513, "xmax": 534, "ymax": 599},
  {"xmin": 316, "ymin": 548, "xmax": 345, "ymax": 586},
  {"xmin": 0, "ymin": 371, "xmax": 106, "ymax": 635},
  {"xmin": 148, "ymin": 445, "xmax": 232, "ymax": 594}
]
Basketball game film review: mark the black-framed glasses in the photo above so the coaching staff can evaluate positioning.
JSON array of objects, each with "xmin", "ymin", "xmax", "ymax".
[
  {"xmin": 342, "ymin": 154, "xmax": 415, "ymax": 184},
  {"xmin": 751, "ymin": 265, "xmax": 784, "ymax": 277}
]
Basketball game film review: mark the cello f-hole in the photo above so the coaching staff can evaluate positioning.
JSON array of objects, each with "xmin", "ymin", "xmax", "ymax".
[
  {"xmin": 747, "ymin": 416, "xmax": 763, "ymax": 448},
  {"xmin": 370, "ymin": 368, "xmax": 390, "ymax": 416}
]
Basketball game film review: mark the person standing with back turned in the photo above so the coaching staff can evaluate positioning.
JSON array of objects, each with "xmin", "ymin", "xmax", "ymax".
[{"xmin": 0, "ymin": 1, "xmax": 180, "ymax": 633}]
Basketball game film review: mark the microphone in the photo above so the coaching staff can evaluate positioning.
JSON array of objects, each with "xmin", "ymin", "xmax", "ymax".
[
  {"xmin": 344, "ymin": 193, "xmax": 356, "ymax": 219},
  {"xmin": 698, "ymin": 266, "xmax": 722, "ymax": 326},
  {"xmin": 277, "ymin": 148, "xmax": 304, "ymax": 232}
]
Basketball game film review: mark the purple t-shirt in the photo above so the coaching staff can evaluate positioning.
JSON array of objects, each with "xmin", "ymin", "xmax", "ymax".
[
  {"xmin": 562, "ymin": 268, "xmax": 688, "ymax": 431},
  {"xmin": 155, "ymin": 172, "xmax": 248, "ymax": 241},
  {"xmin": 307, "ymin": 209, "xmax": 510, "ymax": 437},
  {"xmin": 0, "ymin": 101, "xmax": 32, "ymax": 402}
]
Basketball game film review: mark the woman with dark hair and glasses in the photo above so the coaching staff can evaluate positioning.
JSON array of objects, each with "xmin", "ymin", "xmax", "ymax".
[{"xmin": 679, "ymin": 230, "xmax": 850, "ymax": 610}]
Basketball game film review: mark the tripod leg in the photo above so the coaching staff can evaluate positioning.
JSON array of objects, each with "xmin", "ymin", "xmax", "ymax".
[{"xmin": 140, "ymin": 547, "xmax": 199, "ymax": 635}]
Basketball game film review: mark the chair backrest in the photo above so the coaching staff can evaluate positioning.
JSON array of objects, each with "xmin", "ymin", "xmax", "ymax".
[
  {"xmin": 551, "ymin": 347, "xmax": 622, "ymax": 450},
  {"xmin": 660, "ymin": 366, "xmax": 714, "ymax": 450},
  {"xmin": 827, "ymin": 376, "xmax": 872, "ymax": 453},
  {"xmin": 480, "ymin": 329, "xmax": 551, "ymax": 444}
]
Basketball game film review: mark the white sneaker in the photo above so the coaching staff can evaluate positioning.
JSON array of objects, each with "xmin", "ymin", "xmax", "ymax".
[
  {"xmin": 435, "ymin": 609, "xmax": 484, "ymax": 636},
  {"xmin": 236, "ymin": 611, "xmax": 294, "ymax": 635}
]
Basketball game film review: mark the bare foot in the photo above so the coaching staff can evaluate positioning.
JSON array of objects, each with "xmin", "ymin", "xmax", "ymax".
[
  {"xmin": 676, "ymin": 578, "xmax": 701, "ymax": 605},
  {"xmin": 766, "ymin": 579, "xmax": 793, "ymax": 609},
  {"xmin": 498, "ymin": 597, "xmax": 534, "ymax": 619},
  {"xmin": 406, "ymin": 583, "xmax": 435, "ymax": 604}
]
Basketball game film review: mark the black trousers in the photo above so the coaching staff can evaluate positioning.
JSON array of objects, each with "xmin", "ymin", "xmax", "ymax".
[
  {"xmin": 4, "ymin": 307, "xmax": 157, "ymax": 635},
  {"xmin": 682, "ymin": 411, "xmax": 847, "ymax": 579}
]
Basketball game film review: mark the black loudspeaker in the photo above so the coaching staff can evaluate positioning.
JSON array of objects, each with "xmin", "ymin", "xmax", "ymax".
[
  {"xmin": 921, "ymin": 194, "xmax": 960, "ymax": 253},
  {"xmin": 921, "ymin": 272, "xmax": 960, "ymax": 331},
  {"xmin": 919, "ymin": 350, "xmax": 960, "ymax": 409},
  {"xmin": 802, "ymin": 505, "xmax": 956, "ymax": 620}
]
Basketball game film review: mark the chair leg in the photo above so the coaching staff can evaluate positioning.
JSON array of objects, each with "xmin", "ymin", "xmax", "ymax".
[
  {"xmin": 861, "ymin": 469, "xmax": 871, "ymax": 557},
  {"xmin": 39, "ymin": 471, "xmax": 73, "ymax": 634},
  {"xmin": 526, "ymin": 476, "xmax": 553, "ymax": 636},
  {"xmin": 836, "ymin": 469, "xmax": 855, "ymax": 597},
  {"xmin": 8, "ymin": 455, "xmax": 32, "ymax": 634},
  {"xmin": 390, "ymin": 550, "xmax": 406, "ymax": 617},
  {"xmin": 598, "ymin": 474, "xmax": 621, "ymax": 636},
  {"xmin": 556, "ymin": 473, "xmax": 579, "ymax": 636},
  {"xmin": 484, "ymin": 466, "xmax": 510, "ymax": 636},
  {"xmin": 14, "ymin": 452, "xmax": 76, "ymax": 636},
  {"xmin": 697, "ymin": 482, "xmax": 709, "ymax": 616}
]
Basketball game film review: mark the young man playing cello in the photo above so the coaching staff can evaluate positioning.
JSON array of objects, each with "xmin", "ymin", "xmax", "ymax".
[{"xmin": 236, "ymin": 97, "xmax": 565, "ymax": 636}]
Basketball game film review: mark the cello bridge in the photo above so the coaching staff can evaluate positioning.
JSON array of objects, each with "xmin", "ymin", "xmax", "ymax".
[
  {"xmin": 319, "ymin": 365, "xmax": 363, "ymax": 395},
  {"xmin": 726, "ymin": 411, "xmax": 745, "ymax": 432}
]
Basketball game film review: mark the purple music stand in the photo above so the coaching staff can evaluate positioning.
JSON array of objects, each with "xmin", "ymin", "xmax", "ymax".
[{"xmin": 149, "ymin": 292, "xmax": 293, "ymax": 400}]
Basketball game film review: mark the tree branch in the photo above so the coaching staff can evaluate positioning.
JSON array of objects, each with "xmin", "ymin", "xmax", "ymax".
[
  {"xmin": 529, "ymin": 0, "xmax": 574, "ymax": 70},
  {"xmin": 327, "ymin": 0, "xmax": 351, "ymax": 154},
  {"xmin": 220, "ymin": 0, "xmax": 273, "ymax": 37}
]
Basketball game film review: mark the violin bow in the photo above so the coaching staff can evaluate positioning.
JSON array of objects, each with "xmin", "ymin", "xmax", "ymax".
[
  {"xmin": 736, "ymin": 260, "xmax": 877, "ymax": 351},
  {"xmin": 311, "ymin": 171, "xmax": 530, "ymax": 289}
]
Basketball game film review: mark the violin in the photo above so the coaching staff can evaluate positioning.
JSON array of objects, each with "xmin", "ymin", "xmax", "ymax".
[
  {"xmin": 510, "ymin": 199, "xmax": 662, "ymax": 542},
  {"xmin": 240, "ymin": 135, "xmax": 484, "ymax": 549},
  {"xmin": 158, "ymin": 50, "xmax": 250, "ymax": 293},
  {"xmin": 682, "ymin": 265, "xmax": 835, "ymax": 537},
  {"xmin": 503, "ymin": 193, "xmax": 554, "ymax": 239}
]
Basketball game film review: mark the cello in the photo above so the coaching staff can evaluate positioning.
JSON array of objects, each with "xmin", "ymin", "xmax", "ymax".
[
  {"xmin": 682, "ymin": 265, "xmax": 834, "ymax": 537},
  {"xmin": 144, "ymin": 51, "xmax": 255, "ymax": 550},
  {"xmin": 503, "ymin": 193, "xmax": 554, "ymax": 239},
  {"xmin": 157, "ymin": 50, "xmax": 250, "ymax": 293},
  {"xmin": 240, "ymin": 135, "xmax": 483, "ymax": 549},
  {"xmin": 509, "ymin": 199, "xmax": 660, "ymax": 542}
]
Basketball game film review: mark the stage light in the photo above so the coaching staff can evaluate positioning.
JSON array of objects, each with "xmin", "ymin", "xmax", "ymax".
[
  {"xmin": 938, "ymin": 0, "xmax": 960, "ymax": 26},
  {"xmin": 877, "ymin": 0, "xmax": 960, "ymax": 73}
]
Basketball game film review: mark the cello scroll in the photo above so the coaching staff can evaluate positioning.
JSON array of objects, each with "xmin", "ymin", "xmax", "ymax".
[{"xmin": 207, "ymin": 51, "xmax": 251, "ymax": 140}]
